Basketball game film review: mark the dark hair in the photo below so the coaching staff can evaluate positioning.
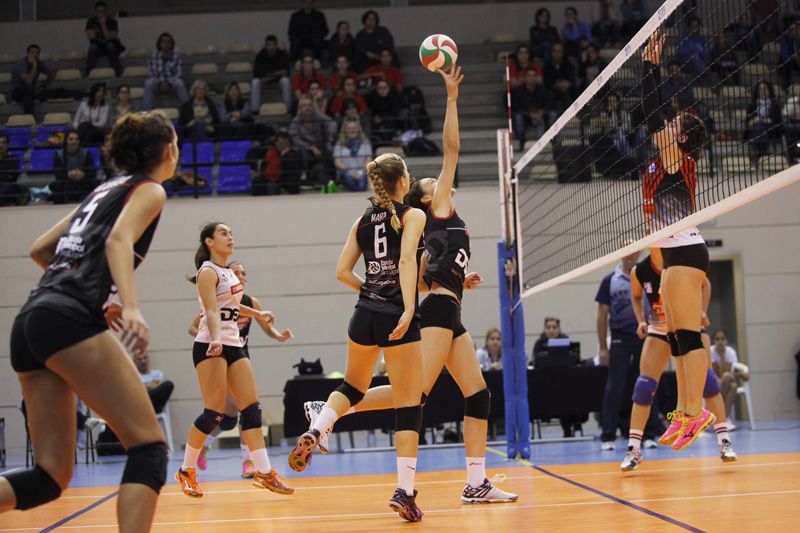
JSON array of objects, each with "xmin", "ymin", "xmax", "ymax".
[
  {"xmin": 156, "ymin": 32, "xmax": 175, "ymax": 51},
  {"xmin": 27, "ymin": 44, "xmax": 40, "ymax": 53},
  {"xmin": 336, "ymin": 20, "xmax": 349, "ymax": 31},
  {"xmin": 275, "ymin": 131, "xmax": 291, "ymax": 141},
  {"xmin": 88, "ymin": 82, "xmax": 106, "ymax": 107},
  {"xmin": 116, "ymin": 84, "xmax": 130, "ymax": 96},
  {"xmin": 544, "ymin": 316, "xmax": 561, "ymax": 327},
  {"xmin": 265, "ymin": 34, "xmax": 278, "ymax": 42},
  {"xmin": 0, "ymin": 132, "xmax": 8, "ymax": 144},
  {"xmin": 678, "ymin": 111, "xmax": 708, "ymax": 161},
  {"xmin": 225, "ymin": 81, "xmax": 242, "ymax": 102},
  {"xmin": 689, "ymin": 15, "xmax": 702, "ymax": 26},
  {"xmin": 95, "ymin": 1, "xmax": 107, "ymax": 9},
  {"xmin": 106, "ymin": 111, "xmax": 174, "ymax": 174},
  {"xmin": 565, "ymin": 6, "xmax": 577, "ymax": 15},
  {"xmin": 308, "ymin": 79, "xmax": 322, "ymax": 90},
  {"xmin": 63, "ymin": 128, "xmax": 80, "ymax": 149},
  {"xmin": 340, "ymin": 97, "xmax": 359, "ymax": 112},
  {"xmin": 362, "ymin": 9, "xmax": 379, "ymax": 25},
  {"xmin": 751, "ymin": 78, "xmax": 775, "ymax": 102},
  {"xmin": 712, "ymin": 329, "xmax": 727, "ymax": 341},
  {"xmin": 513, "ymin": 44, "xmax": 530, "ymax": 69},
  {"xmin": 367, "ymin": 152, "xmax": 406, "ymax": 232},
  {"xmin": 191, "ymin": 222, "xmax": 225, "ymax": 277},
  {"xmin": 668, "ymin": 60, "xmax": 681, "ymax": 69},
  {"xmin": 404, "ymin": 177, "xmax": 428, "ymax": 210},
  {"xmin": 535, "ymin": 7, "xmax": 550, "ymax": 24}
]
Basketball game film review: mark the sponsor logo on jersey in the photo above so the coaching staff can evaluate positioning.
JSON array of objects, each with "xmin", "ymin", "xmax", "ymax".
[
  {"xmin": 648, "ymin": 162, "xmax": 657, "ymax": 175},
  {"xmin": 230, "ymin": 283, "xmax": 244, "ymax": 295},
  {"xmin": 367, "ymin": 261, "xmax": 381, "ymax": 274},
  {"xmin": 643, "ymin": 281, "xmax": 653, "ymax": 294}
]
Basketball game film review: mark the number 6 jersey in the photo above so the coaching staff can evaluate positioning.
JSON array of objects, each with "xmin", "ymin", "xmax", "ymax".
[{"xmin": 194, "ymin": 261, "xmax": 244, "ymax": 347}]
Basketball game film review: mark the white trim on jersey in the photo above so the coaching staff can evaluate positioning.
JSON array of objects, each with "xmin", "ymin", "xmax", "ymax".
[{"xmin": 194, "ymin": 261, "xmax": 244, "ymax": 347}]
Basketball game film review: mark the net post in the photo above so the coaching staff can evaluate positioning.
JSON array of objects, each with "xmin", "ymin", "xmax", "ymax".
[{"xmin": 497, "ymin": 129, "xmax": 530, "ymax": 459}]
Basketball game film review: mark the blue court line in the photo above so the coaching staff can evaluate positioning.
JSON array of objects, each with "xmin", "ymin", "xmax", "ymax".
[
  {"xmin": 531, "ymin": 465, "xmax": 704, "ymax": 533},
  {"xmin": 40, "ymin": 491, "xmax": 119, "ymax": 532}
]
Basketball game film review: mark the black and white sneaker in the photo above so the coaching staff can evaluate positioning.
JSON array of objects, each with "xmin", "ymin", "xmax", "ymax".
[
  {"xmin": 303, "ymin": 401, "xmax": 330, "ymax": 454},
  {"xmin": 288, "ymin": 429, "xmax": 319, "ymax": 472},
  {"xmin": 620, "ymin": 446, "xmax": 643, "ymax": 472},
  {"xmin": 461, "ymin": 476, "xmax": 518, "ymax": 504},
  {"xmin": 389, "ymin": 488, "xmax": 423, "ymax": 522},
  {"xmin": 719, "ymin": 439, "xmax": 738, "ymax": 462}
]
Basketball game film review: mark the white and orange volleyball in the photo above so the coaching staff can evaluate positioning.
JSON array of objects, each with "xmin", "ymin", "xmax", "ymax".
[{"xmin": 419, "ymin": 34, "xmax": 458, "ymax": 72}]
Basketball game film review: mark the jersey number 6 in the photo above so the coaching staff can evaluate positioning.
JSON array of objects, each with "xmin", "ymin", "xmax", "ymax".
[{"xmin": 374, "ymin": 223, "xmax": 388, "ymax": 259}]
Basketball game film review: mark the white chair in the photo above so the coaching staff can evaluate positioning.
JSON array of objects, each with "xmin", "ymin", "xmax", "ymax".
[
  {"xmin": 731, "ymin": 362, "xmax": 755, "ymax": 430},
  {"xmin": 156, "ymin": 401, "xmax": 175, "ymax": 453}
]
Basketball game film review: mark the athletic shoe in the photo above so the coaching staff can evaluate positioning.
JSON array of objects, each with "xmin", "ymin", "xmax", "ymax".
[
  {"xmin": 643, "ymin": 439, "xmax": 658, "ymax": 449},
  {"xmin": 82, "ymin": 417, "xmax": 105, "ymax": 432},
  {"xmin": 241, "ymin": 459, "xmax": 256, "ymax": 478},
  {"xmin": 601, "ymin": 441, "xmax": 615, "ymax": 451},
  {"xmin": 389, "ymin": 488, "xmax": 423, "ymax": 522},
  {"xmin": 303, "ymin": 401, "xmax": 331, "ymax": 454},
  {"xmin": 252, "ymin": 469, "xmax": 294, "ymax": 495},
  {"xmin": 671, "ymin": 409, "xmax": 716, "ymax": 451},
  {"xmin": 288, "ymin": 429, "xmax": 319, "ymax": 472},
  {"xmin": 197, "ymin": 446, "xmax": 209, "ymax": 471},
  {"xmin": 727, "ymin": 422, "xmax": 737, "ymax": 432},
  {"xmin": 658, "ymin": 411, "xmax": 686, "ymax": 446},
  {"xmin": 175, "ymin": 468, "xmax": 202, "ymax": 498},
  {"xmin": 461, "ymin": 476, "xmax": 518, "ymax": 504},
  {"xmin": 620, "ymin": 446, "xmax": 643, "ymax": 472},
  {"xmin": 719, "ymin": 439, "xmax": 738, "ymax": 462}
]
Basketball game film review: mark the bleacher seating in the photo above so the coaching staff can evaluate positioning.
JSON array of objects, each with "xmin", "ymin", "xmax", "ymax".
[
  {"xmin": 180, "ymin": 141, "xmax": 215, "ymax": 165},
  {"xmin": 218, "ymin": 165, "xmax": 252, "ymax": 194},
  {"xmin": 28, "ymin": 148, "xmax": 58, "ymax": 173},
  {"xmin": 218, "ymin": 140, "xmax": 251, "ymax": 163}
]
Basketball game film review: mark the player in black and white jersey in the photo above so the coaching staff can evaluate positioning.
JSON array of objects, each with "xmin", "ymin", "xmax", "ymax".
[
  {"xmin": 304, "ymin": 64, "xmax": 517, "ymax": 504},
  {"xmin": 188, "ymin": 260, "xmax": 292, "ymax": 479},
  {"xmin": 288, "ymin": 152, "xmax": 426, "ymax": 522},
  {"xmin": 0, "ymin": 112, "xmax": 175, "ymax": 528},
  {"xmin": 175, "ymin": 224, "xmax": 294, "ymax": 498}
]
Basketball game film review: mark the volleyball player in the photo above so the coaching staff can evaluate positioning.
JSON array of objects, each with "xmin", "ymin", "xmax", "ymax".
[
  {"xmin": 621, "ymin": 250, "xmax": 736, "ymax": 471},
  {"xmin": 304, "ymin": 64, "xmax": 517, "ymax": 503},
  {"xmin": 189, "ymin": 260, "xmax": 293, "ymax": 478},
  {"xmin": 287, "ymin": 152, "xmax": 426, "ymax": 522},
  {"xmin": 0, "ymin": 112, "xmax": 175, "ymax": 529},
  {"xmin": 641, "ymin": 31, "xmax": 715, "ymax": 450},
  {"xmin": 175, "ymin": 223, "xmax": 293, "ymax": 497}
]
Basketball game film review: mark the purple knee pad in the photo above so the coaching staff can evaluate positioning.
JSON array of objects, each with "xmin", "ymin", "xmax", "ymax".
[
  {"xmin": 703, "ymin": 367, "xmax": 721, "ymax": 398},
  {"xmin": 632, "ymin": 375, "xmax": 658, "ymax": 405}
]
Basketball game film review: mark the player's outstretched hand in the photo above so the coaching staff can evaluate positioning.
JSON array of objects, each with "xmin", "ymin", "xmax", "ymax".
[
  {"xmin": 642, "ymin": 30, "xmax": 665, "ymax": 64},
  {"xmin": 389, "ymin": 309, "xmax": 413, "ymax": 341},
  {"xmin": 121, "ymin": 306, "xmax": 149, "ymax": 356},
  {"xmin": 464, "ymin": 272, "xmax": 483, "ymax": 290},
  {"xmin": 437, "ymin": 63, "xmax": 463, "ymax": 100}
]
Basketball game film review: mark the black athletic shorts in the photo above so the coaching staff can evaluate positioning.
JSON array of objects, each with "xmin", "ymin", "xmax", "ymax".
[
  {"xmin": 348, "ymin": 306, "xmax": 421, "ymax": 347},
  {"xmin": 419, "ymin": 294, "xmax": 467, "ymax": 338},
  {"xmin": 192, "ymin": 342, "xmax": 248, "ymax": 367},
  {"xmin": 647, "ymin": 332, "xmax": 669, "ymax": 344},
  {"xmin": 11, "ymin": 302, "xmax": 108, "ymax": 373},
  {"xmin": 661, "ymin": 243, "xmax": 709, "ymax": 273}
]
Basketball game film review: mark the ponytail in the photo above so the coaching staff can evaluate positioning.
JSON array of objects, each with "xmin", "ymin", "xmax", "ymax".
[
  {"xmin": 187, "ymin": 221, "xmax": 224, "ymax": 284},
  {"xmin": 368, "ymin": 161, "xmax": 402, "ymax": 232},
  {"xmin": 367, "ymin": 153, "xmax": 407, "ymax": 233}
]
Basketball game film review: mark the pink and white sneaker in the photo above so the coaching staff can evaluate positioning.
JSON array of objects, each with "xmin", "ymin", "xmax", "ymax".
[
  {"xmin": 671, "ymin": 409, "xmax": 716, "ymax": 451},
  {"xmin": 658, "ymin": 411, "xmax": 686, "ymax": 446},
  {"xmin": 197, "ymin": 446, "xmax": 209, "ymax": 471},
  {"xmin": 241, "ymin": 459, "xmax": 256, "ymax": 479}
]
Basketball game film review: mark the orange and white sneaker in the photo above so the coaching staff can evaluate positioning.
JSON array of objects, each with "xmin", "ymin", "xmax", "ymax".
[
  {"xmin": 288, "ymin": 429, "xmax": 319, "ymax": 472},
  {"xmin": 241, "ymin": 459, "xmax": 256, "ymax": 479},
  {"xmin": 671, "ymin": 409, "xmax": 716, "ymax": 451},
  {"xmin": 175, "ymin": 468, "xmax": 203, "ymax": 498},
  {"xmin": 252, "ymin": 469, "xmax": 294, "ymax": 495},
  {"xmin": 658, "ymin": 411, "xmax": 686, "ymax": 446}
]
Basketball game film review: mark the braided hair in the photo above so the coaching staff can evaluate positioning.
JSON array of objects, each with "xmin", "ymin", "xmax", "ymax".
[{"xmin": 367, "ymin": 153, "xmax": 407, "ymax": 233}]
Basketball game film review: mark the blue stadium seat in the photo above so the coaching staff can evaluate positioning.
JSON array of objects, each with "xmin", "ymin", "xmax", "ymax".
[
  {"xmin": 35, "ymin": 125, "xmax": 69, "ymax": 146},
  {"xmin": 175, "ymin": 166, "xmax": 213, "ymax": 196},
  {"xmin": 3, "ymin": 127, "xmax": 32, "ymax": 150},
  {"xmin": 28, "ymin": 148, "xmax": 58, "ymax": 173},
  {"xmin": 85, "ymin": 146, "xmax": 100, "ymax": 166},
  {"xmin": 217, "ymin": 165, "xmax": 251, "ymax": 194},
  {"xmin": 180, "ymin": 141, "xmax": 215, "ymax": 166},
  {"xmin": 10, "ymin": 151, "xmax": 24, "ymax": 171},
  {"xmin": 218, "ymin": 140, "xmax": 252, "ymax": 164}
]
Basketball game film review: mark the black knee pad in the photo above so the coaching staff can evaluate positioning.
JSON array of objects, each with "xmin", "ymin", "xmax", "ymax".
[
  {"xmin": 219, "ymin": 414, "xmax": 238, "ymax": 431},
  {"xmin": 420, "ymin": 393, "xmax": 428, "ymax": 407},
  {"xmin": 395, "ymin": 405, "xmax": 423, "ymax": 433},
  {"xmin": 666, "ymin": 332, "xmax": 680, "ymax": 357},
  {"xmin": 194, "ymin": 408, "xmax": 223, "ymax": 434},
  {"xmin": 5, "ymin": 464, "xmax": 62, "ymax": 510},
  {"xmin": 464, "ymin": 388, "xmax": 491, "ymax": 420},
  {"xmin": 240, "ymin": 402, "xmax": 262, "ymax": 430},
  {"xmin": 121, "ymin": 441, "xmax": 168, "ymax": 494},
  {"xmin": 675, "ymin": 329, "xmax": 703, "ymax": 356},
  {"xmin": 335, "ymin": 381, "xmax": 365, "ymax": 406}
]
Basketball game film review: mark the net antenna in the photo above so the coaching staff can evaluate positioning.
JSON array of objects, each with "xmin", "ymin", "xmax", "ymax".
[{"xmin": 506, "ymin": 0, "xmax": 800, "ymax": 300}]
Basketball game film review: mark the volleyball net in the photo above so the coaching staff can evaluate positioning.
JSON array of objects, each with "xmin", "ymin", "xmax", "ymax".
[{"xmin": 500, "ymin": 0, "xmax": 800, "ymax": 299}]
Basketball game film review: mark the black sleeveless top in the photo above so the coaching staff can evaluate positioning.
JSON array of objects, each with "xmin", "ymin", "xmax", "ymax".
[
  {"xmin": 422, "ymin": 209, "xmax": 470, "ymax": 301},
  {"xmin": 355, "ymin": 202, "xmax": 423, "ymax": 316},
  {"xmin": 237, "ymin": 293, "xmax": 253, "ymax": 352},
  {"xmin": 634, "ymin": 255, "xmax": 662, "ymax": 309},
  {"xmin": 21, "ymin": 175, "xmax": 161, "ymax": 317}
]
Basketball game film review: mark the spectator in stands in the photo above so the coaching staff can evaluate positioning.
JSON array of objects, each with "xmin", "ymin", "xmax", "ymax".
[
  {"xmin": 292, "ymin": 54, "xmax": 327, "ymax": 102},
  {"xmin": 591, "ymin": 0, "xmax": 622, "ymax": 47},
  {"xmin": 108, "ymin": 84, "xmax": 135, "ymax": 125},
  {"xmin": 780, "ymin": 20, "xmax": 800, "ymax": 89},
  {"xmin": 307, "ymin": 79, "xmax": 329, "ymax": 115},
  {"xmin": 725, "ymin": 12, "xmax": 761, "ymax": 57},
  {"xmin": 359, "ymin": 48, "xmax": 404, "ymax": 91},
  {"xmin": 543, "ymin": 43, "xmax": 577, "ymax": 112},
  {"xmin": 403, "ymin": 85, "xmax": 432, "ymax": 134},
  {"xmin": 366, "ymin": 79, "xmax": 405, "ymax": 146},
  {"xmin": 353, "ymin": 10, "xmax": 397, "ymax": 73},
  {"xmin": 333, "ymin": 118, "xmax": 372, "ymax": 191},
  {"xmin": 328, "ymin": 21, "xmax": 355, "ymax": 65},
  {"xmin": 144, "ymin": 32, "xmax": 188, "ymax": 110},
  {"xmin": 50, "ymin": 129, "xmax": 98, "ymax": 204},
  {"xmin": 562, "ymin": 6, "xmax": 593, "ymax": 59},
  {"xmin": 0, "ymin": 133, "xmax": 21, "ymax": 206},
  {"xmin": 579, "ymin": 44, "xmax": 607, "ymax": 91},
  {"xmin": 710, "ymin": 32, "xmax": 739, "ymax": 84},
  {"xmin": 511, "ymin": 69, "xmax": 553, "ymax": 149},
  {"xmin": 588, "ymin": 114, "xmax": 637, "ymax": 179},
  {"xmin": 477, "ymin": 327, "xmax": 503, "ymax": 371},
  {"xmin": 745, "ymin": 79, "xmax": 781, "ymax": 163},
  {"xmin": 289, "ymin": 96, "xmax": 337, "ymax": 183},
  {"xmin": 73, "ymin": 82, "xmax": 110, "ymax": 144},
  {"xmin": 620, "ymin": 0, "xmax": 649, "ymax": 40},
  {"xmin": 660, "ymin": 60, "xmax": 695, "ymax": 109},
  {"xmin": 98, "ymin": 132, "xmax": 115, "ymax": 180},
  {"xmin": 253, "ymin": 131, "xmax": 303, "ymax": 195},
  {"xmin": 711, "ymin": 329, "xmax": 740, "ymax": 422},
  {"xmin": 84, "ymin": 0, "xmax": 124, "ymax": 77},
  {"xmin": 677, "ymin": 16, "xmax": 710, "ymax": 76},
  {"xmin": 251, "ymin": 35, "xmax": 293, "ymax": 111},
  {"xmin": 329, "ymin": 55, "xmax": 357, "ymax": 92},
  {"xmin": 532, "ymin": 317, "xmax": 569, "ymax": 354},
  {"xmin": 10, "ymin": 44, "xmax": 56, "ymax": 114},
  {"xmin": 133, "ymin": 351, "xmax": 174, "ymax": 414},
  {"xmin": 509, "ymin": 44, "xmax": 543, "ymax": 88},
  {"xmin": 782, "ymin": 94, "xmax": 800, "ymax": 164},
  {"xmin": 529, "ymin": 7, "xmax": 561, "ymax": 60},
  {"xmin": 340, "ymin": 97, "xmax": 371, "ymax": 137},
  {"xmin": 179, "ymin": 80, "xmax": 219, "ymax": 139},
  {"xmin": 604, "ymin": 91, "xmax": 647, "ymax": 165},
  {"xmin": 288, "ymin": 0, "xmax": 329, "ymax": 61},
  {"xmin": 330, "ymin": 77, "xmax": 367, "ymax": 118},
  {"xmin": 218, "ymin": 81, "xmax": 254, "ymax": 138}
]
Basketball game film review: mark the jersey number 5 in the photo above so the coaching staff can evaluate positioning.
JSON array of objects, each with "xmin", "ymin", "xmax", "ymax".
[
  {"xmin": 455, "ymin": 248, "xmax": 469, "ymax": 271},
  {"xmin": 69, "ymin": 191, "xmax": 110, "ymax": 235},
  {"xmin": 374, "ymin": 223, "xmax": 387, "ymax": 259}
]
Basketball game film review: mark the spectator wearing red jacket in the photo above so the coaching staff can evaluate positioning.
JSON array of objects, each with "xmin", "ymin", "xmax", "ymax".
[
  {"xmin": 330, "ymin": 77, "xmax": 368, "ymax": 117},
  {"xmin": 509, "ymin": 44, "xmax": 543, "ymax": 88},
  {"xmin": 254, "ymin": 132, "xmax": 303, "ymax": 195},
  {"xmin": 328, "ymin": 55, "xmax": 358, "ymax": 91},
  {"xmin": 359, "ymin": 49, "xmax": 404, "ymax": 91},
  {"xmin": 292, "ymin": 54, "xmax": 326, "ymax": 100}
]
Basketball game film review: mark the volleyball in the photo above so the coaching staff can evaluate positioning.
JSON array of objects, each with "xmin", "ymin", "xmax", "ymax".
[{"xmin": 419, "ymin": 34, "xmax": 458, "ymax": 72}]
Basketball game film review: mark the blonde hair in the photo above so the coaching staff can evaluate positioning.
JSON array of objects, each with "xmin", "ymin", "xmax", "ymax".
[
  {"xmin": 190, "ymin": 79, "xmax": 208, "ymax": 97},
  {"xmin": 337, "ymin": 117, "xmax": 369, "ymax": 144},
  {"xmin": 367, "ymin": 152, "xmax": 406, "ymax": 233},
  {"xmin": 484, "ymin": 327, "xmax": 502, "ymax": 354}
]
